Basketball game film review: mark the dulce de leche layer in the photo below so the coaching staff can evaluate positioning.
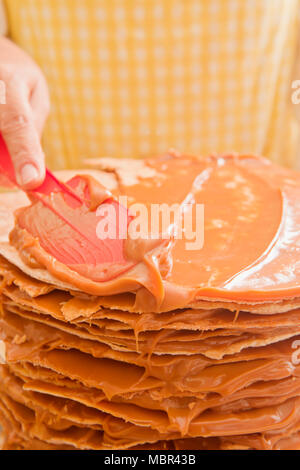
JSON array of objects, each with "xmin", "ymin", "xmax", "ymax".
[
  {"xmin": 0, "ymin": 241, "xmax": 300, "ymax": 448},
  {"xmin": 9, "ymin": 153, "xmax": 300, "ymax": 310}
]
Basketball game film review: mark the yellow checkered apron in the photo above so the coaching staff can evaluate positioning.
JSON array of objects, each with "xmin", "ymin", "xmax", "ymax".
[{"xmin": 4, "ymin": 0, "xmax": 300, "ymax": 169}]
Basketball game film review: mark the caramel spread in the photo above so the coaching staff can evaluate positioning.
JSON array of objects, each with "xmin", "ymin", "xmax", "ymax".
[
  {"xmin": 1, "ymin": 154, "xmax": 300, "ymax": 450},
  {"xmin": 9, "ymin": 154, "xmax": 300, "ymax": 310}
]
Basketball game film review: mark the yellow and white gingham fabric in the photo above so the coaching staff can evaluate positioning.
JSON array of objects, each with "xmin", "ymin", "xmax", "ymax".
[{"xmin": 3, "ymin": 0, "xmax": 300, "ymax": 169}]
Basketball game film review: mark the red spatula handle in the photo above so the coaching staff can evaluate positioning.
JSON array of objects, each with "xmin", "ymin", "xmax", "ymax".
[
  {"xmin": 0, "ymin": 134, "xmax": 16, "ymax": 184},
  {"xmin": 0, "ymin": 134, "xmax": 82, "ymax": 203}
]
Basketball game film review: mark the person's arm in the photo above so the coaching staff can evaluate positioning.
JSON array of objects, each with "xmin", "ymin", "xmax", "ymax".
[{"xmin": 0, "ymin": 0, "xmax": 7, "ymax": 36}]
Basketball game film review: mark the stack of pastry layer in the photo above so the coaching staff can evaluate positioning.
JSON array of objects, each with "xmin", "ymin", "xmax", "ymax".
[{"xmin": 0, "ymin": 154, "xmax": 300, "ymax": 450}]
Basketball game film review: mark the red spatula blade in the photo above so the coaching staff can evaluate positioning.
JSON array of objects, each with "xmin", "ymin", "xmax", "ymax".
[{"xmin": 0, "ymin": 134, "xmax": 133, "ymax": 280}]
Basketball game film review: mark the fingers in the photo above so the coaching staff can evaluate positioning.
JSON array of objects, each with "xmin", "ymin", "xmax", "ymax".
[{"xmin": 0, "ymin": 75, "xmax": 46, "ymax": 190}]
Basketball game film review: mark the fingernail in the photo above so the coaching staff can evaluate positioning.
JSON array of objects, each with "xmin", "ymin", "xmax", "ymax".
[{"xmin": 19, "ymin": 164, "xmax": 39, "ymax": 186}]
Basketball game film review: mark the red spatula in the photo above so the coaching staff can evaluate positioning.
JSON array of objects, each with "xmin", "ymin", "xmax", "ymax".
[
  {"xmin": 0, "ymin": 134, "xmax": 84, "ymax": 202},
  {"xmin": 0, "ymin": 134, "xmax": 134, "ymax": 280}
]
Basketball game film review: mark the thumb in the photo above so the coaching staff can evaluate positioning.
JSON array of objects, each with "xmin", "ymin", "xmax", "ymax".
[{"xmin": 0, "ymin": 91, "xmax": 45, "ymax": 190}]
